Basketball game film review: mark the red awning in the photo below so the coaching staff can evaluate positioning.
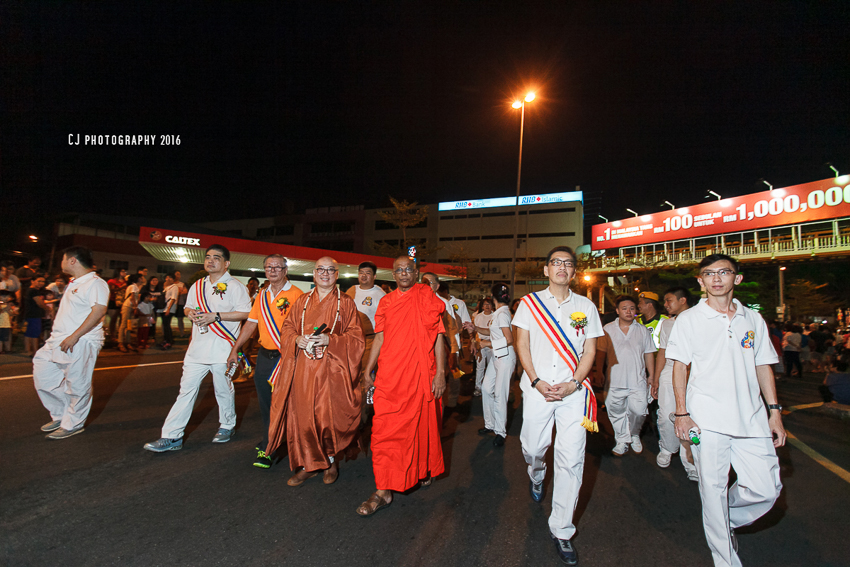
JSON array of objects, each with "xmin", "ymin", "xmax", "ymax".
[{"xmin": 138, "ymin": 227, "xmax": 458, "ymax": 280}]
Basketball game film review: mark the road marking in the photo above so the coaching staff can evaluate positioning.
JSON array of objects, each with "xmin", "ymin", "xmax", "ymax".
[
  {"xmin": 0, "ymin": 360, "xmax": 184, "ymax": 381},
  {"xmin": 786, "ymin": 429, "xmax": 850, "ymax": 485}
]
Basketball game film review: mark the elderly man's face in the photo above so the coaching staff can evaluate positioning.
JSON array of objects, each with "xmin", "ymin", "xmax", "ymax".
[
  {"xmin": 393, "ymin": 258, "xmax": 418, "ymax": 291},
  {"xmin": 314, "ymin": 257, "xmax": 339, "ymax": 289}
]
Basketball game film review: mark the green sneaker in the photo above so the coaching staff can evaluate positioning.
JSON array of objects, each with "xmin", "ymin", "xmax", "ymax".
[{"xmin": 254, "ymin": 449, "xmax": 272, "ymax": 469}]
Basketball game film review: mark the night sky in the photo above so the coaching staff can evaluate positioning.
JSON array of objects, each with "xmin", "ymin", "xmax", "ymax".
[{"xmin": 3, "ymin": 2, "xmax": 849, "ymax": 252}]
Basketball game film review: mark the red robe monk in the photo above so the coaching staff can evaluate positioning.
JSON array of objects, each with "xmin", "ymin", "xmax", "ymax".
[
  {"xmin": 357, "ymin": 256, "xmax": 446, "ymax": 515},
  {"xmin": 267, "ymin": 257, "xmax": 365, "ymax": 486}
]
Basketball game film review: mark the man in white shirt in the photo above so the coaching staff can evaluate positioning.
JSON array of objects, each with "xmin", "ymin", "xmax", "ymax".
[
  {"xmin": 652, "ymin": 286, "xmax": 697, "ymax": 477},
  {"xmin": 346, "ymin": 261, "xmax": 386, "ymax": 423},
  {"xmin": 666, "ymin": 254, "xmax": 785, "ymax": 567},
  {"xmin": 160, "ymin": 272, "xmax": 179, "ymax": 349},
  {"xmin": 144, "ymin": 244, "xmax": 252, "ymax": 452},
  {"xmin": 513, "ymin": 246, "xmax": 603, "ymax": 566},
  {"xmin": 33, "ymin": 246, "xmax": 109, "ymax": 440},
  {"xmin": 596, "ymin": 295, "xmax": 656, "ymax": 456}
]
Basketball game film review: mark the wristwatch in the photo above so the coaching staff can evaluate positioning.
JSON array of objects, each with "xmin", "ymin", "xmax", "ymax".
[
  {"xmin": 531, "ymin": 378, "xmax": 540, "ymax": 389},
  {"xmin": 767, "ymin": 404, "xmax": 782, "ymax": 412},
  {"xmin": 215, "ymin": 312, "xmax": 221, "ymax": 323},
  {"xmin": 569, "ymin": 378, "xmax": 583, "ymax": 391}
]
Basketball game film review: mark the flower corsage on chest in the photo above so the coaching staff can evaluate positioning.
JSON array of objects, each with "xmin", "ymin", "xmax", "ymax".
[
  {"xmin": 569, "ymin": 312, "xmax": 588, "ymax": 336},
  {"xmin": 212, "ymin": 282, "xmax": 227, "ymax": 298},
  {"xmin": 276, "ymin": 297, "xmax": 291, "ymax": 315}
]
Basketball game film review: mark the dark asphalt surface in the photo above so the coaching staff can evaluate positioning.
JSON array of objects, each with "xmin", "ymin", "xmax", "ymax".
[{"xmin": 1, "ymin": 351, "xmax": 849, "ymax": 566}]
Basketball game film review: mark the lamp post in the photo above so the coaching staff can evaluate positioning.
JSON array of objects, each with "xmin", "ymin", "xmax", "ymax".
[
  {"xmin": 707, "ymin": 190, "xmax": 721, "ymax": 200},
  {"xmin": 510, "ymin": 92, "xmax": 535, "ymax": 298},
  {"xmin": 626, "ymin": 208, "xmax": 638, "ymax": 217}
]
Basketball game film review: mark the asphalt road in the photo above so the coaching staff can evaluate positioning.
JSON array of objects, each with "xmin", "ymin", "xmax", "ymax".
[{"xmin": 1, "ymin": 353, "xmax": 848, "ymax": 567}]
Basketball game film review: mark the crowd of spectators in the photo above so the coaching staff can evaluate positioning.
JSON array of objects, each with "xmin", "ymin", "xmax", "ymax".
[{"xmin": 0, "ymin": 257, "xmax": 190, "ymax": 356}]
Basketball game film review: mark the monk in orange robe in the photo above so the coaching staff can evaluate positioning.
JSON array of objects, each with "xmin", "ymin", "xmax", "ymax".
[
  {"xmin": 356, "ymin": 256, "xmax": 446, "ymax": 515},
  {"xmin": 267, "ymin": 256, "xmax": 365, "ymax": 486}
]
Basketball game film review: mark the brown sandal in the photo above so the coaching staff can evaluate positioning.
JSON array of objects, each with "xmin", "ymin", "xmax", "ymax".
[
  {"xmin": 356, "ymin": 492, "xmax": 391, "ymax": 516},
  {"xmin": 287, "ymin": 470, "xmax": 318, "ymax": 487},
  {"xmin": 323, "ymin": 464, "xmax": 339, "ymax": 485}
]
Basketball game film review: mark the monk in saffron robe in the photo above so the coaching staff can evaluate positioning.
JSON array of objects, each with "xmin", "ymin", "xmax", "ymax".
[
  {"xmin": 356, "ymin": 256, "xmax": 446, "ymax": 516},
  {"xmin": 267, "ymin": 256, "xmax": 365, "ymax": 486}
]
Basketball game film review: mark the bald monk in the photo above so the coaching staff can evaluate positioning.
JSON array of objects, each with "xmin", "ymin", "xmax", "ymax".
[
  {"xmin": 267, "ymin": 256, "xmax": 365, "ymax": 486},
  {"xmin": 356, "ymin": 256, "xmax": 447, "ymax": 516}
]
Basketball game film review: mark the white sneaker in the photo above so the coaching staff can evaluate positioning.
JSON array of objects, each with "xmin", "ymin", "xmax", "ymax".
[
  {"xmin": 656, "ymin": 449, "xmax": 673, "ymax": 468},
  {"xmin": 612, "ymin": 442, "xmax": 629, "ymax": 456},
  {"xmin": 630, "ymin": 435, "xmax": 643, "ymax": 454}
]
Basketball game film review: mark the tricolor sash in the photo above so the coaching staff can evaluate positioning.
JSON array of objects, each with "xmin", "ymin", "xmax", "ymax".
[
  {"xmin": 196, "ymin": 279, "xmax": 251, "ymax": 371},
  {"xmin": 259, "ymin": 288, "xmax": 284, "ymax": 391},
  {"xmin": 522, "ymin": 292, "xmax": 598, "ymax": 433}
]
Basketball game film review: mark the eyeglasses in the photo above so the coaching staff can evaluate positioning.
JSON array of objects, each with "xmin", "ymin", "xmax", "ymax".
[
  {"xmin": 701, "ymin": 269, "xmax": 736, "ymax": 278},
  {"xmin": 315, "ymin": 267, "xmax": 338, "ymax": 275},
  {"xmin": 393, "ymin": 267, "xmax": 415, "ymax": 274},
  {"xmin": 549, "ymin": 258, "xmax": 575, "ymax": 268},
  {"xmin": 264, "ymin": 265, "xmax": 285, "ymax": 272}
]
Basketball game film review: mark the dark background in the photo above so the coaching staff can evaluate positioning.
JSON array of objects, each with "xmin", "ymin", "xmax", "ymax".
[{"xmin": 3, "ymin": 1, "xmax": 849, "ymax": 253}]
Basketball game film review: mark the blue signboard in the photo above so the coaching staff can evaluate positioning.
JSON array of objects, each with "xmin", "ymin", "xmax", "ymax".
[
  {"xmin": 438, "ymin": 196, "xmax": 517, "ymax": 211},
  {"xmin": 519, "ymin": 191, "xmax": 583, "ymax": 206}
]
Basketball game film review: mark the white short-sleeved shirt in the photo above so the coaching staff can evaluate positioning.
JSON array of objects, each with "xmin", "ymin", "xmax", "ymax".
[
  {"xmin": 47, "ymin": 271, "xmax": 109, "ymax": 345},
  {"xmin": 657, "ymin": 315, "xmax": 679, "ymax": 381},
  {"xmin": 449, "ymin": 297, "xmax": 472, "ymax": 325},
  {"xmin": 600, "ymin": 320, "xmax": 656, "ymax": 390},
  {"xmin": 184, "ymin": 272, "xmax": 252, "ymax": 364},
  {"xmin": 489, "ymin": 305, "xmax": 513, "ymax": 357},
  {"xmin": 473, "ymin": 311, "xmax": 495, "ymax": 338},
  {"xmin": 123, "ymin": 283, "xmax": 140, "ymax": 307},
  {"xmin": 353, "ymin": 285, "xmax": 386, "ymax": 328},
  {"xmin": 512, "ymin": 287, "xmax": 603, "ymax": 387},
  {"xmin": 164, "ymin": 284, "xmax": 180, "ymax": 314},
  {"xmin": 665, "ymin": 298, "xmax": 778, "ymax": 438}
]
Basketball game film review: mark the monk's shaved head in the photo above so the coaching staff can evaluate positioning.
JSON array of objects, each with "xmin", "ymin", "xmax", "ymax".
[
  {"xmin": 392, "ymin": 256, "xmax": 418, "ymax": 292},
  {"xmin": 314, "ymin": 256, "xmax": 339, "ymax": 291},
  {"xmin": 316, "ymin": 256, "xmax": 338, "ymax": 268}
]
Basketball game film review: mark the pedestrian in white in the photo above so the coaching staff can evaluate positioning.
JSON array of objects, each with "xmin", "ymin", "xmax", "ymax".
[
  {"xmin": 479, "ymin": 284, "xmax": 515, "ymax": 447},
  {"xmin": 666, "ymin": 254, "xmax": 785, "ymax": 567},
  {"xmin": 33, "ymin": 246, "xmax": 109, "ymax": 440},
  {"xmin": 513, "ymin": 246, "xmax": 603, "ymax": 566},
  {"xmin": 144, "ymin": 245, "xmax": 251, "ymax": 452},
  {"xmin": 473, "ymin": 298, "xmax": 495, "ymax": 397},
  {"xmin": 653, "ymin": 286, "xmax": 697, "ymax": 478},
  {"xmin": 596, "ymin": 295, "xmax": 656, "ymax": 456}
]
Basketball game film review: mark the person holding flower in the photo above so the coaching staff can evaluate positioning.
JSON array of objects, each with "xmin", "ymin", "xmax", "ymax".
[
  {"xmin": 226, "ymin": 254, "xmax": 302, "ymax": 468},
  {"xmin": 144, "ymin": 244, "xmax": 251, "ymax": 452}
]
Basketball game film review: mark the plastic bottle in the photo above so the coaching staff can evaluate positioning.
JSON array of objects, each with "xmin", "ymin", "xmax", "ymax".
[
  {"xmin": 226, "ymin": 362, "xmax": 238, "ymax": 379},
  {"xmin": 195, "ymin": 307, "xmax": 208, "ymax": 334},
  {"xmin": 688, "ymin": 427, "xmax": 701, "ymax": 445}
]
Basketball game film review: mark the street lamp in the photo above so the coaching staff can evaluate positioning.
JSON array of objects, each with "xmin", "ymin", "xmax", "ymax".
[
  {"xmin": 598, "ymin": 214, "xmax": 608, "ymax": 223},
  {"xmin": 626, "ymin": 208, "xmax": 638, "ymax": 217},
  {"xmin": 510, "ymin": 91, "xmax": 536, "ymax": 298},
  {"xmin": 28, "ymin": 235, "xmax": 38, "ymax": 242},
  {"xmin": 707, "ymin": 190, "xmax": 721, "ymax": 200},
  {"xmin": 827, "ymin": 162, "xmax": 840, "ymax": 177},
  {"xmin": 760, "ymin": 179, "xmax": 773, "ymax": 191},
  {"xmin": 662, "ymin": 201, "xmax": 675, "ymax": 210}
]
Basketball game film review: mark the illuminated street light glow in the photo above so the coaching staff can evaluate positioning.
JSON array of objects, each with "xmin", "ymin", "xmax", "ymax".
[
  {"xmin": 780, "ymin": 266, "xmax": 787, "ymax": 271},
  {"xmin": 524, "ymin": 92, "xmax": 535, "ymax": 102},
  {"xmin": 512, "ymin": 101, "xmax": 522, "ymax": 109},
  {"xmin": 29, "ymin": 235, "xmax": 38, "ymax": 242},
  {"xmin": 583, "ymin": 275, "xmax": 591, "ymax": 282}
]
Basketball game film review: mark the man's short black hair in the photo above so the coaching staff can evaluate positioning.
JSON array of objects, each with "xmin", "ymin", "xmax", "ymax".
[
  {"xmin": 665, "ymin": 286, "xmax": 693, "ymax": 305},
  {"xmin": 248, "ymin": 277, "xmax": 260, "ymax": 285},
  {"xmin": 206, "ymin": 244, "xmax": 230, "ymax": 261},
  {"xmin": 62, "ymin": 246, "xmax": 94, "ymax": 269},
  {"xmin": 137, "ymin": 266, "xmax": 148, "ymax": 273},
  {"xmin": 545, "ymin": 246, "xmax": 577, "ymax": 265},
  {"xmin": 437, "ymin": 281, "xmax": 450, "ymax": 294},
  {"xmin": 614, "ymin": 295, "xmax": 637, "ymax": 309},
  {"xmin": 358, "ymin": 261, "xmax": 378, "ymax": 275},
  {"xmin": 699, "ymin": 254, "xmax": 739, "ymax": 273},
  {"xmin": 127, "ymin": 274, "xmax": 141, "ymax": 285},
  {"xmin": 166, "ymin": 271, "xmax": 176, "ymax": 279}
]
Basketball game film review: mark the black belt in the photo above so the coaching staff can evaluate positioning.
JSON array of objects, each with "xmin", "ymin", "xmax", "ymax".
[{"xmin": 258, "ymin": 346, "xmax": 281, "ymax": 359}]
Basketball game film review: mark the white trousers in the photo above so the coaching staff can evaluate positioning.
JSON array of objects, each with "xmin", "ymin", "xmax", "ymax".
[
  {"xmin": 161, "ymin": 361, "xmax": 236, "ymax": 439},
  {"xmin": 520, "ymin": 385, "xmax": 587, "ymax": 540},
  {"xmin": 33, "ymin": 340, "xmax": 102, "ymax": 431},
  {"xmin": 482, "ymin": 348, "xmax": 515, "ymax": 436},
  {"xmin": 693, "ymin": 430, "xmax": 782, "ymax": 567},
  {"xmin": 475, "ymin": 347, "xmax": 494, "ymax": 390},
  {"xmin": 606, "ymin": 388, "xmax": 648, "ymax": 443}
]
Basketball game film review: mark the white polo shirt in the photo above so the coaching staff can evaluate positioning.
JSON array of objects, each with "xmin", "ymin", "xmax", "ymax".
[
  {"xmin": 353, "ymin": 285, "xmax": 386, "ymax": 329},
  {"xmin": 184, "ymin": 272, "xmax": 252, "ymax": 365},
  {"xmin": 473, "ymin": 311, "xmax": 495, "ymax": 338},
  {"xmin": 600, "ymin": 320, "xmax": 656, "ymax": 390},
  {"xmin": 665, "ymin": 298, "xmax": 778, "ymax": 438},
  {"xmin": 448, "ymin": 297, "xmax": 472, "ymax": 325},
  {"xmin": 164, "ymin": 284, "xmax": 180, "ymax": 315},
  {"xmin": 512, "ymin": 287, "xmax": 603, "ymax": 386},
  {"xmin": 657, "ymin": 315, "xmax": 678, "ymax": 379},
  {"xmin": 47, "ymin": 271, "xmax": 109, "ymax": 346}
]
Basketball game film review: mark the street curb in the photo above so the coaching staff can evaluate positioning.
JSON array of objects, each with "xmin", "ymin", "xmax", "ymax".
[{"xmin": 820, "ymin": 403, "xmax": 850, "ymax": 420}]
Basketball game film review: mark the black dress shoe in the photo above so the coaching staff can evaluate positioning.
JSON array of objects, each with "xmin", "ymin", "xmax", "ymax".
[
  {"xmin": 550, "ymin": 533, "xmax": 578, "ymax": 565},
  {"xmin": 493, "ymin": 435, "xmax": 505, "ymax": 447},
  {"xmin": 530, "ymin": 480, "xmax": 544, "ymax": 502},
  {"xmin": 478, "ymin": 427, "xmax": 493, "ymax": 435}
]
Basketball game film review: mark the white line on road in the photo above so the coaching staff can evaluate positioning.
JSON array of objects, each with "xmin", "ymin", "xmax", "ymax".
[{"xmin": 0, "ymin": 360, "xmax": 184, "ymax": 381}]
